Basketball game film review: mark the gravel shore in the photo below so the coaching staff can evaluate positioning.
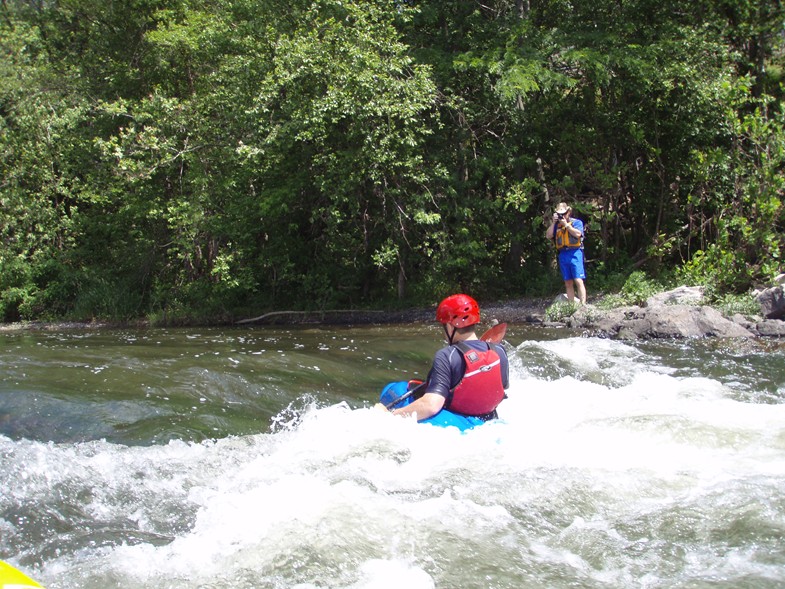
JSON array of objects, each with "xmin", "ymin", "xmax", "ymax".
[
  {"xmin": 234, "ymin": 297, "xmax": 553, "ymax": 326},
  {"xmin": 0, "ymin": 297, "xmax": 554, "ymax": 331}
]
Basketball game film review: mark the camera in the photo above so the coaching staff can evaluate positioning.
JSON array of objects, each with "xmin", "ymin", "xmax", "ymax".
[{"xmin": 555, "ymin": 213, "xmax": 564, "ymax": 220}]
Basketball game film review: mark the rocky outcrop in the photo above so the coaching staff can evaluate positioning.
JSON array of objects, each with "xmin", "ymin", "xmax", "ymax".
[
  {"xmin": 754, "ymin": 318, "xmax": 785, "ymax": 337},
  {"xmin": 545, "ymin": 285, "xmax": 785, "ymax": 340},
  {"xmin": 4, "ymin": 289, "xmax": 784, "ymax": 340},
  {"xmin": 756, "ymin": 284, "xmax": 785, "ymax": 319},
  {"xmin": 563, "ymin": 303, "xmax": 756, "ymax": 339},
  {"xmin": 645, "ymin": 285, "xmax": 705, "ymax": 307}
]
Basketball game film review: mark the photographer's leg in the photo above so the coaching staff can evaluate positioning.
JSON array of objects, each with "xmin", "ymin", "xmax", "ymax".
[
  {"xmin": 564, "ymin": 279, "xmax": 575, "ymax": 302},
  {"xmin": 574, "ymin": 278, "xmax": 586, "ymax": 304}
]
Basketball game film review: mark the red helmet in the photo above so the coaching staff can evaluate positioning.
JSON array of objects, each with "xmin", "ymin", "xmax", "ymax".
[{"xmin": 436, "ymin": 294, "xmax": 480, "ymax": 328}]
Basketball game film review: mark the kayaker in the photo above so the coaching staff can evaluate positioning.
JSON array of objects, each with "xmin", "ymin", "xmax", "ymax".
[
  {"xmin": 546, "ymin": 202, "xmax": 587, "ymax": 304},
  {"xmin": 376, "ymin": 293, "xmax": 509, "ymax": 422}
]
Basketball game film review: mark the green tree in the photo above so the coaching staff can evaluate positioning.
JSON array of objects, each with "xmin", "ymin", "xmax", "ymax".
[
  {"xmin": 2, "ymin": 0, "xmax": 784, "ymax": 322},
  {"xmin": 0, "ymin": 11, "xmax": 84, "ymax": 320},
  {"xmin": 680, "ymin": 86, "xmax": 785, "ymax": 291},
  {"xmin": 92, "ymin": 0, "xmax": 441, "ymax": 315}
]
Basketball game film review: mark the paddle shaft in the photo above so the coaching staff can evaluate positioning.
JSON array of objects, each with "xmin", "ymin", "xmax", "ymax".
[{"xmin": 384, "ymin": 381, "xmax": 426, "ymax": 409}]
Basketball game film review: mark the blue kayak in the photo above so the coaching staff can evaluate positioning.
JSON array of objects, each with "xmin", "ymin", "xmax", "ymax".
[{"xmin": 379, "ymin": 381, "xmax": 486, "ymax": 431}]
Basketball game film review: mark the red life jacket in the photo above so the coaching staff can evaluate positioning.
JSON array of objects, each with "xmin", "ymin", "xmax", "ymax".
[{"xmin": 446, "ymin": 342, "xmax": 505, "ymax": 416}]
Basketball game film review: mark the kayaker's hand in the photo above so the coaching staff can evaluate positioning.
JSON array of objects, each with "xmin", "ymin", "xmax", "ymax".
[{"xmin": 373, "ymin": 403, "xmax": 389, "ymax": 412}]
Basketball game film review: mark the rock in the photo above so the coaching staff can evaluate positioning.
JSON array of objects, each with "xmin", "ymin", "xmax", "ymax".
[
  {"xmin": 755, "ymin": 285, "xmax": 785, "ymax": 319},
  {"xmin": 755, "ymin": 319, "xmax": 785, "ymax": 337},
  {"xmin": 616, "ymin": 327, "xmax": 639, "ymax": 340},
  {"xmin": 671, "ymin": 306, "xmax": 749, "ymax": 337},
  {"xmin": 566, "ymin": 303, "xmax": 754, "ymax": 339},
  {"xmin": 494, "ymin": 286, "xmax": 785, "ymax": 339},
  {"xmin": 552, "ymin": 293, "xmax": 569, "ymax": 305},
  {"xmin": 645, "ymin": 285, "xmax": 705, "ymax": 307},
  {"xmin": 566, "ymin": 305, "xmax": 630, "ymax": 333},
  {"xmin": 731, "ymin": 313, "xmax": 758, "ymax": 331}
]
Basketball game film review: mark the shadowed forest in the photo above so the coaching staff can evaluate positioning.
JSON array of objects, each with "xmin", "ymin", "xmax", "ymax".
[{"xmin": 1, "ymin": 0, "xmax": 784, "ymax": 323}]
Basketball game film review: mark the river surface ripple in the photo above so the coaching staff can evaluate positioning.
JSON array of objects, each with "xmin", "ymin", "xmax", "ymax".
[{"xmin": 1, "ymin": 325, "xmax": 784, "ymax": 589}]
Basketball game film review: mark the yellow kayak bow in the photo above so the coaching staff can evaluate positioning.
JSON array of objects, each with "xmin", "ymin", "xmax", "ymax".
[{"xmin": 0, "ymin": 560, "xmax": 43, "ymax": 589}]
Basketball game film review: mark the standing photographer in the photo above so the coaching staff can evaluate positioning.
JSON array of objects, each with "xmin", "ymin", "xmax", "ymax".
[{"xmin": 545, "ymin": 202, "xmax": 587, "ymax": 304}]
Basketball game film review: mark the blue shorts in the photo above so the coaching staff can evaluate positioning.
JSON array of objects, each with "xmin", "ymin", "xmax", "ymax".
[{"xmin": 558, "ymin": 248, "xmax": 586, "ymax": 281}]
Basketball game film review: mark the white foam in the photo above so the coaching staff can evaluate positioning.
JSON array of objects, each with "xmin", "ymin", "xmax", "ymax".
[{"xmin": 5, "ymin": 335, "xmax": 785, "ymax": 589}]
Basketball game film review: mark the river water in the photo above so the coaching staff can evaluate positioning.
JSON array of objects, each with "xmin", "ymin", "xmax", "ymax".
[{"xmin": 1, "ymin": 324, "xmax": 784, "ymax": 589}]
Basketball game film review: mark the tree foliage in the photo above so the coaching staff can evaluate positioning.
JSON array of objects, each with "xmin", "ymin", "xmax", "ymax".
[{"xmin": 1, "ymin": 0, "xmax": 783, "ymax": 322}]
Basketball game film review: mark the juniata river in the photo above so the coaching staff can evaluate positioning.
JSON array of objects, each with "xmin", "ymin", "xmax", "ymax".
[{"xmin": 1, "ymin": 324, "xmax": 784, "ymax": 589}]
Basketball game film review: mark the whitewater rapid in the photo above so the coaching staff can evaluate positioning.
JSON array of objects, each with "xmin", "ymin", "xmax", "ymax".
[{"xmin": 2, "ymin": 334, "xmax": 784, "ymax": 588}]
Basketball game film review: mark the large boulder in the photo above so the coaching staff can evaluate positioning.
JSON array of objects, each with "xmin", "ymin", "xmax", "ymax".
[
  {"xmin": 643, "ymin": 305, "xmax": 753, "ymax": 338},
  {"xmin": 567, "ymin": 303, "xmax": 754, "ymax": 339},
  {"xmin": 560, "ymin": 286, "xmax": 764, "ymax": 339},
  {"xmin": 646, "ymin": 285, "xmax": 705, "ymax": 307},
  {"xmin": 542, "ymin": 284, "xmax": 785, "ymax": 338},
  {"xmin": 755, "ymin": 285, "xmax": 785, "ymax": 320},
  {"xmin": 755, "ymin": 319, "xmax": 785, "ymax": 337}
]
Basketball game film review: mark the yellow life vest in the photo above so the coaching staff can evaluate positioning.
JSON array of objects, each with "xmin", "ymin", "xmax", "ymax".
[{"xmin": 554, "ymin": 221, "xmax": 582, "ymax": 250}]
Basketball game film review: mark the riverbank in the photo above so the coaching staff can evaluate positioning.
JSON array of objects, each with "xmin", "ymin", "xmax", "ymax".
[
  {"xmin": 227, "ymin": 288, "xmax": 785, "ymax": 340},
  {"xmin": 2, "ymin": 289, "xmax": 784, "ymax": 340},
  {"xmin": 0, "ymin": 297, "xmax": 554, "ymax": 332}
]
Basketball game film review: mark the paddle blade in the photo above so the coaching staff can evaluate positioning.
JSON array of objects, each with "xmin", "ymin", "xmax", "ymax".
[
  {"xmin": 480, "ymin": 322, "xmax": 507, "ymax": 344},
  {"xmin": 382, "ymin": 380, "xmax": 426, "ymax": 409}
]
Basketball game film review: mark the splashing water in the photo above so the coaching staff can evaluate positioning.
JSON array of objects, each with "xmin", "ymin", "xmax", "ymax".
[{"xmin": 1, "ymin": 328, "xmax": 784, "ymax": 588}]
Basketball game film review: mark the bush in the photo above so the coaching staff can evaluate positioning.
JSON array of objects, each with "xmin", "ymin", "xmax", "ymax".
[
  {"xmin": 594, "ymin": 293, "xmax": 628, "ymax": 310},
  {"xmin": 545, "ymin": 299, "xmax": 580, "ymax": 321},
  {"xmin": 711, "ymin": 292, "xmax": 761, "ymax": 318}
]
